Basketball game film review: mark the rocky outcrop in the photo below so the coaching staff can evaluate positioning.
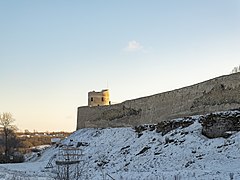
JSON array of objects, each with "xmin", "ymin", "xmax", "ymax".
[
  {"xmin": 133, "ymin": 118, "xmax": 194, "ymax": 137},
  {"xmin": 133, "ymin": 110, "xmax": 240, "ymax": 139},
  {"xmin": 201, "ymin": 110, "xmax": 240, "ymax": 138},
  {"xmin": 156, "ymin": 118, "xmax": 194, "ymax": 135}
]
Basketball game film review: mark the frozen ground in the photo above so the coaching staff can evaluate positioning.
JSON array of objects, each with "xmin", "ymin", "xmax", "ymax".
[{"xmin": 0, "ymin": 110, "xmax": 240, "ymax": 179}]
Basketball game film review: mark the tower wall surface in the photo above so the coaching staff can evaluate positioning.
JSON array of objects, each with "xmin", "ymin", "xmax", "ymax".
[{"xmin": 88, "ymin": 89, "xmax": 110, "ymax": 107}]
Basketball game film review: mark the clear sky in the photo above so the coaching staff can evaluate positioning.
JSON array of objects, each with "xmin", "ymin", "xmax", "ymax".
[{"xmin": 0, "ymin": 1, "xmax": 239, "ymax": 132}]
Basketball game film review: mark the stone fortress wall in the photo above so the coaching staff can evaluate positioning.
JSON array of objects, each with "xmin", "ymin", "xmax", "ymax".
[{"xmin": 77, "ymin": 73, "xmax": 240, "ymax": 129}]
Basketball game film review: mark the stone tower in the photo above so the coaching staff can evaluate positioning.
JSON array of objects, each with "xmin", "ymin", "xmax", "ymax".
[{"xmin": 88, "ymin": 89, "xmax": 110, "ymax": 107}]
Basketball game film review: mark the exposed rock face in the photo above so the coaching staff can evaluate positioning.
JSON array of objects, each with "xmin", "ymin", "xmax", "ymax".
[
  {"xmin": 77, "ymin": 73, "xmax": 240, "ymax": 129},
  {"xmin": 156, "ymin": 118, "xmax": 194, "ymax": 135},
  {"xmin": 132, "ymin": 110, "xmax": 240, "ymax": 139},
  {"xmin": 201, "ymin": 110, "xmax": 240, "ymax": 138},
  {"xmin": 134, "ymin": 124, "xmax": 156, "ymax": 137}
]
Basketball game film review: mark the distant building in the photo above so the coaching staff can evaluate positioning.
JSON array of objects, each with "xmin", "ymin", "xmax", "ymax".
[{"xmin": 88, "ymin": 89, "xmax": 110, "ymax": 107}]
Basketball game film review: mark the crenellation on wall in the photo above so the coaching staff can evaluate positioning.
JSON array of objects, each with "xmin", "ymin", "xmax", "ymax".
[{"xmin": 77, "ymin": 73, "xmax": 240, "ymax": 129}]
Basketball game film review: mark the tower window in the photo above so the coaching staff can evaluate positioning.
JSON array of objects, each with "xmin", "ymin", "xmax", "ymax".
[
  {"xmin": 91, "ymin": 97, "xmax": 93, "ymax": 101},
  {"xmin": 102, "ymin": 97, "xmax": 104, "ymax": 101}
]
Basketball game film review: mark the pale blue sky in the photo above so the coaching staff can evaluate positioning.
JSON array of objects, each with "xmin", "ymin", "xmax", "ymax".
[{"xmin": 0, "ymin": 1, "xmax": 239, "ymax": 131}]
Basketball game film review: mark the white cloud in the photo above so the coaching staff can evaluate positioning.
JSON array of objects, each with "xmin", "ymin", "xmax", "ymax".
[{"xmin": 124, "ymin": 40, "xmax": 143, "ymax": 52}]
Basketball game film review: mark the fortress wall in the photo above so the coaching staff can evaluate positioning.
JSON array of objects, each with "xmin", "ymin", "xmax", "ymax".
[
  {"xmin": 77, "ymin": 103, "xmax": 142, "ymax": 129},
  {"xmin": 77, "ymin": 73, "xmax": 240, "ymax": 129}
]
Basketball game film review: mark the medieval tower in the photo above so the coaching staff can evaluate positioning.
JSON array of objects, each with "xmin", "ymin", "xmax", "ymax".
[{"xmin": 88, "ymin": 89, "xmax": 110, "ymax": 107}]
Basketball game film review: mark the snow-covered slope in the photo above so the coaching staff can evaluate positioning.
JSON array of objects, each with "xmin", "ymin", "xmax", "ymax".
[{"xmin": 1, "ymin": 110, "xmax": 240, "ymax": 179}]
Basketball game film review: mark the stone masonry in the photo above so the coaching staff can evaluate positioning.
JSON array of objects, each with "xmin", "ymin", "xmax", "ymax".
[
  {"xmin": 77, "ymin": 73, "xmax": 240, "ymax": 129},
  {"xmin": 88, "ymin": 89, "xmax": 110, "ymax": 107}
]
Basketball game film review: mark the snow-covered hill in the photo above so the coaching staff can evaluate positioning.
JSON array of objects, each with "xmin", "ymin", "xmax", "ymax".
[{"xmin": 1, "ymin": 110, "xmax": 240, "ymax": 179}]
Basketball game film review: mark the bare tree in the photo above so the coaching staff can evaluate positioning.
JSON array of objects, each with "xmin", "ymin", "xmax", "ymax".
[
  {"xmin": 231, "ymin": 65, "xmax": 240, "ymax": 74},
  {"xmin": 0, "ymin": 112, "xmax": 17, "ymax": 158}
]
